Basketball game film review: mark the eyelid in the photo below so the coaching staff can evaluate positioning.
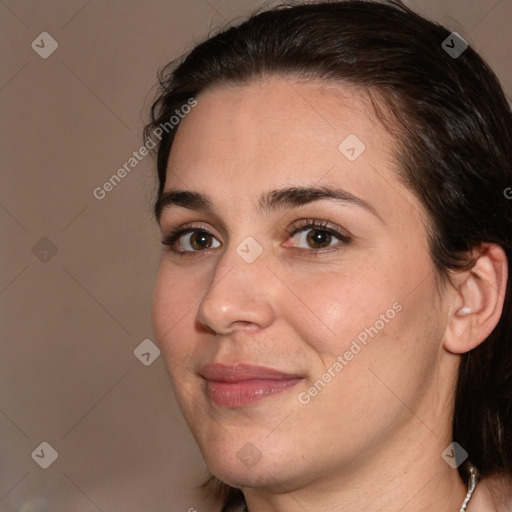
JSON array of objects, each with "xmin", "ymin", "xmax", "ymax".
[{"xmin": 285, "ymin": 218, "xmax": 351, "ymax": 241}]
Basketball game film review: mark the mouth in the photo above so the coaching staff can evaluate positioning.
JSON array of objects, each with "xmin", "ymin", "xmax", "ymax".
[{"xmin": 199, "ymin": 363, "xmax": 304, "ymax": 408}]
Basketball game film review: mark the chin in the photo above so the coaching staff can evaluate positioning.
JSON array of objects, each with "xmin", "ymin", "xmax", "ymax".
[
  {"xmin": 217, "ymin": 468, "xmax": 278, "ymax": 490},
  {"xmin": 199, "ymin": 439, "xmax": 313, "ymax": 493}
]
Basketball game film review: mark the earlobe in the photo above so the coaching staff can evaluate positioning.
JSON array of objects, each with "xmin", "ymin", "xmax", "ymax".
[{"xmin": 444, "ymin": 243, "xmax": 508, "ymax": 355}]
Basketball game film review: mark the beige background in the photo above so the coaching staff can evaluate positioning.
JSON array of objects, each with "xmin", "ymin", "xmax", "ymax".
[{"xmin": 1, "ymin": 0, "xmax": 511, "ymax": 510}]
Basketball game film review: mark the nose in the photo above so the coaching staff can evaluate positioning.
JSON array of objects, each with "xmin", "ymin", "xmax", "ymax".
[{"xmin": 196, "ymin": 239, "xmax": 276, "ymax": 336}]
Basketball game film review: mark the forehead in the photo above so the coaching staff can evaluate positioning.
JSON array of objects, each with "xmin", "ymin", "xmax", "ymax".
[
  {"xmin": 167, "ymin": 77, "xmax": 391, "ymax": 179},
  {"xmin": 179, "ymin": 76, "xmax": 381, "ymax": 148},
  {"xmin": 162, "ymin": 76, "xmax": 425, "ymax": 229}
]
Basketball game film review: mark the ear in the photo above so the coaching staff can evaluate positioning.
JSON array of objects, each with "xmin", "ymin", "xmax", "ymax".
[{"xmin": 444, "ymin": 243, "xmax": 508, "ymax": 355}]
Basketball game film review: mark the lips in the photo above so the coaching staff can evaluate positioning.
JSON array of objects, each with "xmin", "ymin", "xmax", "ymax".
[
  {"xmin": 199, "ymin": 363, "xmax": 303, "ymax": 407},
  {"xmin": 200, "ymin": 362, "xmax": 302, "ymax": 381}
]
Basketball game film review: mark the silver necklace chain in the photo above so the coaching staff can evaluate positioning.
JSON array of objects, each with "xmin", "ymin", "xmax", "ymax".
[
  {"xmin": 459, "ymin": 461, "xmax": 480, "ymax": 512},
  {"xmin": 240, "ymin": 461, "xmax": 480, "ymax": 512}
]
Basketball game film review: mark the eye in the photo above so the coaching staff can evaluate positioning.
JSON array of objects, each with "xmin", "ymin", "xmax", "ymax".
[
  {"xmin": 161, "ymin": 225, "xmax": 220, "ymax": 254},
  {"xmin": 284, "ymin": 219, "xmax": 351, "ymax": 252}
]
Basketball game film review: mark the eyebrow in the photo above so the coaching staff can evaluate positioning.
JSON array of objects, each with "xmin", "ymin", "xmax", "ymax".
[{"xmin": 154, "ymin": 184, "xmax": 382, "ymax": 223}]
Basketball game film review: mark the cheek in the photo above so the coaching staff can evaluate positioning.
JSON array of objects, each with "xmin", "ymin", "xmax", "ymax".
[
  {"xmin": 287, "ymin": 270, "xmax": 440, "ymax": 439},
  {"xmin": 286, "ymin": 252, "xmax": 439, "ymax": 385},
  {"xmin": 284, "ymin": 266, "xmax": 401, "ymax": 357},
  {"xmin": 151, "ymin": 263, "xmax": 199, "ymax": 361},
  {"xmin": 316, "ymin": 269, "xmax": 440, "ymax": 393}
]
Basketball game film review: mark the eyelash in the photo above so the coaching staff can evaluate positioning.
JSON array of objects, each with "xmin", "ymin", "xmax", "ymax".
[{"xmin": 160, "ymin": 219, "xmax": 352, "ymax": 258}]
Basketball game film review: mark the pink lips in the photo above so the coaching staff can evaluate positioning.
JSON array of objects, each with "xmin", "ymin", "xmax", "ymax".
[{"xmin": 200, "ymin": 363, "xmax": 303, "ymax": 408}]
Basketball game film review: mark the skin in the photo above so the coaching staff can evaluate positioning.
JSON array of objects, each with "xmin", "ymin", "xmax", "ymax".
[{"xmin": 151, "ymin": 76, "xmax": 508, "ymax": 512}]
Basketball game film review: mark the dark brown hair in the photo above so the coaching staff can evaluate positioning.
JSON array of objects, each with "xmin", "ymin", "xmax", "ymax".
[{"xmin": 144, "ymin": 1, "xmax": 512, "ymax": 509}]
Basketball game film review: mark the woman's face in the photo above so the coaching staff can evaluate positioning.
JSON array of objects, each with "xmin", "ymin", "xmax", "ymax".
[{"xmin": 151, "ymin": 77, "xmax": 452, "ymax": 490}]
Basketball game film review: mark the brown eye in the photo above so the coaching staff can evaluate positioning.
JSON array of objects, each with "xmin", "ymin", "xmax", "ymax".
[
  {"xmin": 306, "ymin": 229, "xmax": 332, "ymax": 249},
  {"xmin": 286, "ymin": 220, "xmax": 350, "ymax": 253},
  {"xmin": 189, "ymin": 231, "xmax": 215, "ymax": 250}
]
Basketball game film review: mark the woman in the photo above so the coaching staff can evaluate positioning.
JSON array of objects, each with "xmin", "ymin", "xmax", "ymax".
[{"xmin": 146, "ymin": 1, "xmax": 512, "ymax": 510}]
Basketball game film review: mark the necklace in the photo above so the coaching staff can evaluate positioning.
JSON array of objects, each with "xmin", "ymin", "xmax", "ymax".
[
  {"xmin": 459, "ymin": 461, "xmax": 479, "ymax": 512},
  {"xmin": 240, "ymin": 461, "xmax": 480, "ymax": 512}
]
